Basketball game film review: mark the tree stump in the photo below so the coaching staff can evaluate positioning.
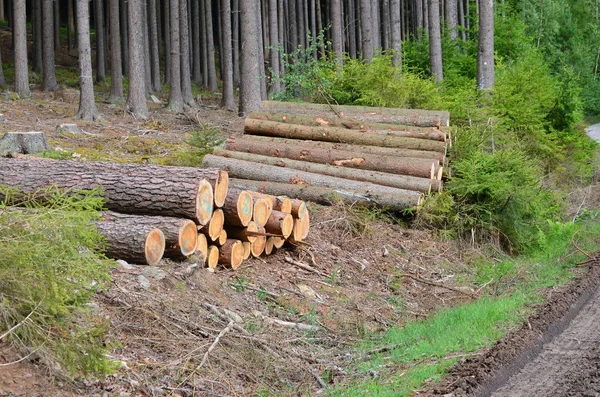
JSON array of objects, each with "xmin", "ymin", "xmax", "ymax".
[{"xmin": 0, "ymin": 132, "xmax": 49, "ymax": 157}]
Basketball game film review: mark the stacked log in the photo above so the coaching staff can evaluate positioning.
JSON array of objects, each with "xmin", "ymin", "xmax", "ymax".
[{"xmin": 202, "ymin": 101, "xmax": 450, "ymax": 213}]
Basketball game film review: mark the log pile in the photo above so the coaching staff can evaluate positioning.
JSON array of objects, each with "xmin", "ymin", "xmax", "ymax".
[
  {"xmin": 0, "ymin": 157, "xmax": 310, "ymax": 269},
  {"xmin": 201, "ymin": 101, "xmax": 451, "ymax": 211}
]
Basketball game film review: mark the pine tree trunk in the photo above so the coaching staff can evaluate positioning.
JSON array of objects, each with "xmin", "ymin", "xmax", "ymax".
[
  {"xmin": 445, "ymin": 0, "xmax": 458, "ymax": 40},
  {"xmin": 256, "ymin": 0, "xmax": 268, "ymax": 99},
  {"xmin": 126, "ymin": 0, "xmax": 149, "ymax": 117},
  {"xmin": 331, "ymin": 0, "xmax": 343, "ymax": 61},
  {"xmin": 108, "ymin": 0, "xmax": 124, "ymax": 102},
  {"xmin": 67, "ymin": 0, "xmax": 74, "ymax": 50},
  {"xmin": 221, "ymin": 0, "xmax": 235, "ymax": 110},
  {"xmin": 148, "ymin": 0, "xmax": 161, "ymax": 91},
  {"xmin": 41, "ymin": 0, "xmax": 57, "ymax": 91},
  {"xmin": 371, "ymin": 0, "xmax": 381, "ymax": 51},
  {"xmin": 0, "ymin": 45, "xmax": 4, "ymax": 85},
  {"xmin": 239, "ymin": 0, "xmax": 263, "ymax": 116},
  {"xmin": 458, "ymin": 0, "xmax": 466, "ymax": 41},
  {"xmin": 120, "ymin": 0, "xmax": 129, "ymax": 76},
  {"xmin": 347, "ymin": 0, "xmax": 357, "ymax": 58},
  {"xmin": 191, "ymin": 0, "xmax": 201, "ymax": 83},
  {"xmin": 53, "ymin": 0, "xmax": 60, "ymax": 50},
  {"xmin": 33, "ymin": 0, "xmax": 43, "ymax": 74},
  {"xmin": 289, "ymin": 0, "xmax": 298, "ymax": 52},
  {"xmin": 268, "ymin": 0, "xmax": 281, "ymax": 93},
  {"xmin": 360, "ymin": 0, "xmax": 373, "ymax": 61},
  {"xmin": 204, "ymin": 0, "xmax": 218, "ymax": 92},
  {"xmin": 180, "ymin": 0, "xmax": 194, "ymax": 105},
  {"xmin": 142, "ymin": 1, "xmax": 152, "ymax": 92},
  {"xmin": 94, "ymin": 0, "xmax": 106, "ymax": 82},
  {"xmin": 390, "ymin": 0, "xmax": 402, "ymax": 68},
  {"xmin": 167, "ymin": 0, "xmax": 184, "ymax": 111},
  {"xmin": 477, "ymin": 0, "xmax": 494, "ymax": 89},
  {"xmin": 76, "ymin": 0, "xmax": 101, "ymax": 121},
  {"xmin": 232, "ymin": 0, "xmax": 240, "ymax": 86},
  {"xmin": 428, "ymin": 0, "xmax": 443, "ymax": 82},
  {"xmin": 382, "ymin": 0, "xmax": 391, "ymax": 50}
]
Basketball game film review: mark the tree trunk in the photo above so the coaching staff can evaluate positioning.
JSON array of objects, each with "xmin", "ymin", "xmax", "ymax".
[
  {"xmin": 221, "ymin": 188, "xmax": 254, "ymax": 227},
  {"xmin": 371, "ymin": 0, "xmax": 381, "ymax": 51},
  {"xmin": 202, "ymin": 155, "xmax": 425, "ymax": 198},
  {"xmin": 213, "ymin": 148, "xmax": 439, "ymax": 193},
  {"xmin": 232, "ymin": 0, "xmax": 240, "ymax": 86},
  {"xmin": 228, "ymin": 134, "xmax": 446, "ymax": 163},
  {"xmin": 256, "ymin": 0, "xmax": 268, "ymax": 99},
  {"xmin": 458, "ymin": 0, "xmax": 466, "ymax": 41},
  {"xmin": 445, "ymin": 0, "xmax": 458, "ymax": 40},
  {"xmin": 239, "ymin": 0, "xmax": 263, "ymax": 116},
  {"xmin": 477, "ymin": 0, "xmax": 494, "ymax": 90},
  {"xmin": 167, "ymin": 0, "xmax": 184, "ymax": 111},
  {"xmin": 247, "ymin": 111, "xmax": 448, "ymax": 140},
  {"xmin": 268, "ymin": 0, "xmax": 281, "ymax": 93},
  {"xmin": 94, "ymin": 0, "xmax": 106, "ymax": 82},
  {"xmin": 390, "ymin": 0, "xmax": 402, "ymax": 68},
  {"xmin": 42, "ymin": 0, "xmax": 58, "ymax": 91},
  {"xmin": 259, "ymin": 100, "xmax": 451, "ymax": 126},
  {"xmin": 96, "ymin": 215, "xmax": 166, "ymax": 265},
  {"xmin": 428, "ymin": 0, "xmax": 443, "ymax": 82},
  {"xmin": 204, "ymin": 0, "xmax": 218, "ymax": 92},
  {"xmin": 148, "ymin": 0, "xmax": 161, "ymax": 91},
  {"xmin": 331, "ymin": 0, "xmax": 343, "ymax": 62},
  {"xmin": 76, "ymin": 0, "xmax": 101, "ymax": 121},
  {"xmin": 0, "ymin": 40, "xmax": 4, "ymax": 85},
  {"xmin": 0, "ymin": 158, "xmax": 216, "ymax": 225},
  {"xmin": 244, "ymin": 119, "xmax": 448, "ymax": 152},
  {"xmin": 126, "ymin": 0, "xmax": 149, "ymax": 117},
  {"xmin": 108, "ymin": 0, "xmax": 124, "ymax": 102},
  {"xmin": 101, "ymin": 211, "xmax": 198, "ymax": 259},
  {"xmin": 120, "ymin": 0, "xmax": 129, "ymax": 76},
  {"xmin": 142, "ymin": 1, "xmax": 152, "ymax": 92},
  {"xmin": 33, "ymin": 0, "xmax": 43, "ymax": 74},
  {"xmin": 200, "ymin": 208, "xmax": 224, "ymax": 241},
  {"xmin": 180, "ymin": 0, "xmax": 195, "ymax": 105},
  {"xmin": 230, "ymin": 178, "xmax": 423, "ymax": 212},
  {"xmin": 360, "ymin": 0, "xmax": 373, "ymax": 61},
  {"xmin": 53, "ymin": 0, "xmax": 60, "ymax": 50},
  {"xmin": 67, "ymin": 0, "xmax": 74, "ymax": 50},
  {"xmin": 221, "ymin": 0, "xmax": 235, "ymax": 110},
  {"xmin": 218, "ymin": 239, "xmax": 244, "ymax": 269},
  {"xmin": 288, "ymin": 0, "xmax": 298, "ymax": 52},
  {"xmin": 191, "ymin": 0, "xmax": 201, "ymax": 83},
  {"xmin": 347, "ymin": 0, "xmax": 357, "ymax": 58}
]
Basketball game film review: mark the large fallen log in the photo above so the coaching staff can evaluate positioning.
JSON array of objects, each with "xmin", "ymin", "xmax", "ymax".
[
  {"xmin": 244, "ymin": 119, "xmax": 447, "ymax": 153},
  {"xmin": 213, "ymin": 149, "xmax": 438, "ymax": 192},
  {"xmin": 230, "ymin": 178, "xmax": 423, "ymax": 212},
  {"xmin": 202, "ymin": 155, "xmax": 425, "ymax": 199},
  {"xmin": 226, "ymin": 135, "xmax": 446, "ymax": 164},
  {"xmin": 221, "ymin": 188, "xmax": 254, "ymax": 227},
  {"xmin": 101, "ymin": 211, "xmax": 198, "ymax": 259},
  {"xmin": 259, "ymin": 101, "xmax": 450, "ymax": 127},
  {"xmin": 0, "ymin": 158, "xmax": 215, "ymax": 225},
  {"xmin": 0, "ymin": 132, "xmax": 49, "ymax": 157},
  {"xmin": 96, "ymin": 215, "xmax": 166, "ymax": 266},
  {"xmin": 217, "ymin": 142, "xmax": 438, "ymax": 178},
  {"xmin": 248, "ymin": 112, "xmax": 448, "ymax": 141}
]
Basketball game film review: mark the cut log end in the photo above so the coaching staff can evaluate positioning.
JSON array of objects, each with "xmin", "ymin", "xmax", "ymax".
[
  {"xmin": 242, "ymin": 241, "xmax": 251, "ymax": 260},
  {"xmin": 214, "ymin": 170, "xmax": 230, "ymax": 207},
  {"xmin": 227, "ymin": 221, "xmax": 259, "ymax": 243},
  {"xmin": 179, "ymin": 220, "xmax": 199, "ymax": 257},
  {"xmin": 264, "ymin": 237, "xmax": 275, "ymax": 255},
  {"xmin": 265, "ymin": 210, "xmax": 294, "ymax": 238},
  {"xmin": 144, "ymin": 228, "xmax": 166, "ymax": 266},
  {"xmin": 196, "ymin": 233, "xmax": 208, "ymax": 264},
  {"xmin": 219, "ymin": 239, "xmax": 245, "ymax": 269},
  {"xmin": 253, "ymin": 198, "xmax": 273, "ymax": 227},
  {"xmin": 207, "ymin": 246, "xmax": 220, "ymax": 269},
  {"xmin": 196, "ymin": 179, "xmax": 215, "ymax": 225},
  {"xmin": 251, "ymin": 227, "xmax": 267, "ymax": 257},
  {"xmin": 291, "ymin": 199, "xmax": 307, "ymax": 219},
  {"xmin": 276, "ymin": 196, "xmax": 292, "ymax": 213},
  {"xmin": 291, "ymin": 212, "xmax": 310, "ymax": 243},
  {"xmin": 218, "ymin": 229, "xmax": 228, "ymax": 245},
  {"xmin": 236, "ymin": 190, "xmax": 254, "ymax": 226},
  {"xmin": 272, "ymin": 237, "xmax": 286, "ymax": 249},
  {"xmin": 202, "ymin": 208, "xmax": 224, "ymax": 241}
]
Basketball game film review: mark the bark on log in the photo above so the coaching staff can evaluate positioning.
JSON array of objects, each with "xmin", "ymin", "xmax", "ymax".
[
  {"xmin": 259, "ymin": 100, "xmax": 450, "ymax": 127},
  {"xmin": 221, "ymin": 188, "xmax": 253, "ymax": 227},
  {"xmin": 226, "ymin": 135, "xmax": 446, "ymax": 163},
  {"xmin": 214, "ymin": 149, "xmax": 436, "ymax": 192},
  {"xmin": 0, "ymin": 158, "xmax": 214, "ymax": 225},
  {"xmin": 248, "ymin": 111, "xmax": 448, "ymax": 141},
  {"xmin": 202, "ymin": 155, "xmax": 425, "ymax": 198},
  {"xmin": 247, "ymin": 191, "xmax": 292, "ymax": 213},
  {"xmin": 200, "ymin": 208, "xmax": 224, "ymax": 241},
  {"xmin": 289, "ymin": 211, "xmax": 310, "ymax": 243},
  {"xmin": 96, "ymin": 214, "xmax": 165, "ymax": 266},
  {"xmin": 219, "ymin": 239, "xmax": 244, "ymax": 269},
  {"xmin": 290, "ymin": 199, "xmax": 307, "ymax": 219},
  {"xmin": 218, "ymin": 143, "xmax": 437, "ymax": 178},
  {"xmin": 101, "ymin": 211, "xmax": 197, "ymax": 259},
  {"xmin": 251, "ymin": 226, "xmax": 267, "ymax": 257},
  {"xmin": 264, "ymin": 210, "xmax": 294, "ymax": 238},
  {"xmin": 244, "ymin": 119, "xmax": 447, "ymax": 153},
  {"xmin": 252, "ymin": 198, "xmax": 273, "ymax": 227},
  {"xmin": 0, "ymin": 132, "xmax": 49, "ymax": 157},
  {"xmin": 226, "ymin": 221, "xmax": 259, "ymax": 243},
  {"xmin": 230, "ymin": 178, "xmax": 423, "ymax": 212},
  {"xmin": 207, "ymin": 245, "xmax": 220, "ymax": 268}
]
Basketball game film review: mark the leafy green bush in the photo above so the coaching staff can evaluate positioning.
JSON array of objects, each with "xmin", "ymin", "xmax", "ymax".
[{"xmin": 0, "ymin": 186, "xmax": 115, "ymax": 375}]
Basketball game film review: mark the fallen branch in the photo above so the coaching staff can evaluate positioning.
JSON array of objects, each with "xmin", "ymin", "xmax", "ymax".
[
  {"xmin": 254, "ymin": 311, "xmax": 322, "ymax": 332},
  {"xmin": 197, "ymin": 321, "xmax": 235, "ymax": 368},
  {"xmin": 0, "ymin": 299, "xmax": 43, "ymax": 341},
  {"xmin": 402, "ymin": 273, "xmax": 476, "ymax": 298},
  {"xmin": 285, "ymin": 256, "xmax": 329, "ymax": 278}
]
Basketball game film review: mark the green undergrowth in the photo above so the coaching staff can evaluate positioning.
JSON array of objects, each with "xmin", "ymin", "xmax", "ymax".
[
  {"xmin": 0, "ymin": 186, "xmax": 116, "ymax": 376},
  {"xmin": 329, "ymin": 216, "xmax": 600, "ymax": 396}
]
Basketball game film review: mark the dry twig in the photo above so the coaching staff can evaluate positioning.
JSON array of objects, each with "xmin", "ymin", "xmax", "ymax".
[
  {"xmin": 402, "ymin": 273, "xmax": 476, "ymax": 298},
  {"xmin": 285, "ymin": 256, "xmax": 329, "ymax": 278}
]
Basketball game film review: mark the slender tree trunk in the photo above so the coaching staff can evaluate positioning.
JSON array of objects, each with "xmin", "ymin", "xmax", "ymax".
[
  {"xmin": 297, "ymin": 0, "xmax": 305, "ymax": 48},
  {"xmin": 76, "ymin": 0, "xmax": 101, "ymax": 120},
  {"xmin": 120, "ymin": 0, "xmax": 129, "ymax": 76},
  {"xmin": 13, "ymin": 0, "xmax": 30, "ymax": 97},
  {"xmin": 278, "ymin": 0, "xmax": 285, "ymax": 75},
  {"xmin": 232, "ymin": 0, "xmax": 240, "ymax": 86},
  {"xmin": 331, "ymin": 0, "xmax": 343, "ymax": 62},
  {"xmin": 347, "ymin": 0, "xmax": 357, "ymax": 58},
  {"xmin": 360, "ymin": 0, "xmax": 373, "ymax": 61},
  {"xmin": 371, "ymin": 0, "xmax": 380, "ymax": 51},
  {"xmin": 42, "ymin": 0, "xmax": 58, "ymax": 91},
  {"xmin": 167, "ymin": 0, "xmax": 183, "ymax": 111},
  {"xmin": 310, "ymin": 0, "xmax": 317, "ymax": 58},
  {"xmin": 477, "ymin": 0, "xmax": 494, "ymax": 89},
  {"xmin": 445, "ymin": 0, "xmax": 458, "ymax": 40},
  {"xmin": 33, "ymin": 0, "xmax": 43, "ymax": 74},
  {"xmin": 142, "ymin": 1, "xmax": 151, "ymax": 92},
  {"xmin": 126, "ymin": 0, "xmax": 149, "ymax": 117},
  {"xmin": 191, "ymin": 0, "xmax": 201, "ymax": 83},
  {"xmin": 0, "ymin": 40, "xmax": 5, "ymax": 85},
  {"xmin": 67, "ymin": 0, "xmax": 74, "ymax": 50},
  {"xmin": 268, "ymin": 0, "xmax": 280, "ymax": 93},
  {"xmin": 108, "ymin": 0, "xmax": 123, "ymax": 102},
  {"xmin": 382, "ymin": 0, "xmax": 391, "ymax": 50},
  {"xmin": 239, "ymin": 0, "xmax": 262, "ymax": 116},
  {"xmin": 148, "ymin": 0, "xmax": 161, "ymax": 91},
  {"xmin": 256, "ymin": 0, "xmax": 267, "ymax": 99},
  {"xmin": 53, "ymin": 0, "xmax": 60, "ymax": 50},
  {"xmin": 390, "ymin": 0, "xmax": 402, "ymax": 68},
  {"xmin": 415, "ymin": 0, "xmax": 423, "ymax": 37},
  {"xmin": 288, "ymin": 0, "xmax": 298, "ymax": 51},
  {"xmin": 199, "ymin": 0, "xmax": 208, "ymax": 87},
  {"xmin": 220, "ymin": 0, "xmax": 235, "ymax": 109},
  {"xmin": 204, "ymin": 0, "xmax": 218, "ymax": 92},
  {"xmin": 180, "ymin": 0, "xmax": 194, "ymax": 104},
  {"xmin": 458, "ymin": 0, "xmax": 466, "ymax": 41},
  {"xmin": 0, "ymin": 0, "xmax": 4, "ymax": 21},
  {"xmin": 162, "ymin": 0, "xmax": 170, "ymax": 82},
  {"xmin": 428, "ymin": 0, "xmax": 443, "ymax": 82},
  {"xmin": 94, "ymin": 0, "xmax": 106, "ymax": 82}
]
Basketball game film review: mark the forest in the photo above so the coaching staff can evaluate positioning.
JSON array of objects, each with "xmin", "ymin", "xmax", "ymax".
[{"xmin": 1, "ymin": 0, "xmax": 600, "ymax": 396}]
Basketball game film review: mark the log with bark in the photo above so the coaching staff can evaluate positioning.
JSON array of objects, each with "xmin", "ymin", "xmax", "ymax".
[
  {"xmin": 0, "ymin": 158, "xmax": 215, "ymax": 225},
  {"xmin": 202, "ymin": 155, "xmax": 425, "ymax": 199},
  {"xmin": 101, "ymin": 211, "xmax": 198, "ymax": 259},
  {"xmin": 219, "ymin": 239, "xmax": 244, "ymax": 269},
  {"xmin": 199, "ymin": 208, "xmax": 224, "ymax": 242},
  {"xmin": 213, "ymin": 149, "xmax": 437, "ymax": 192},
  {"xmin": 221, "ymin": 188, "xmax": 254, "ymax": 227},
  {"xmin": 226, "ymin": 135, "xmax": 446, "ymax": 164},
  {"xmin": 247, "ymin": 190, "xmax": 293, "ymax": 213},
  {"xmin": 206, "ymin": 246, "xmax": 220, "ymax": 269},
  {"xmin": 252, "ymin": 198, "xmax": 273, "ymax": 227},
  {"xmin": 96, "ymin": 214, "xmax": 166, "ymax": 266},
  {"xmin": 259, "ymin": 100, "xmax": 451, "ymax": 127},
  {"xmin": 247, "ymin": 111, "xmax": 448, "ymax": 141},
  {"xmin": 0, "ymin": 132, "xmax": 49, "ymax": 157},
  {"xmin": 264, "ymin": 210, "xmax": 294, "ymax": 238},
  {"xmin": 230, "ymin": 178, "xmax": 424, "ymax": 212},
  {"xmin": 244, "ymin": 119, "xmax": 448, "ymax": 153},
  {"xmin": 289, "ymin": 199, "xmax": 308, "ymax": 219},
  {"xmin": 217, "ymin": 144, "xmax": 438, "ymax": 178}
]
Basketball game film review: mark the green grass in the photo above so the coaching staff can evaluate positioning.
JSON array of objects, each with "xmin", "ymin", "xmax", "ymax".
[{"xmin": 329, "ymin": 217, "xmax": 600, "ymax": 396}]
